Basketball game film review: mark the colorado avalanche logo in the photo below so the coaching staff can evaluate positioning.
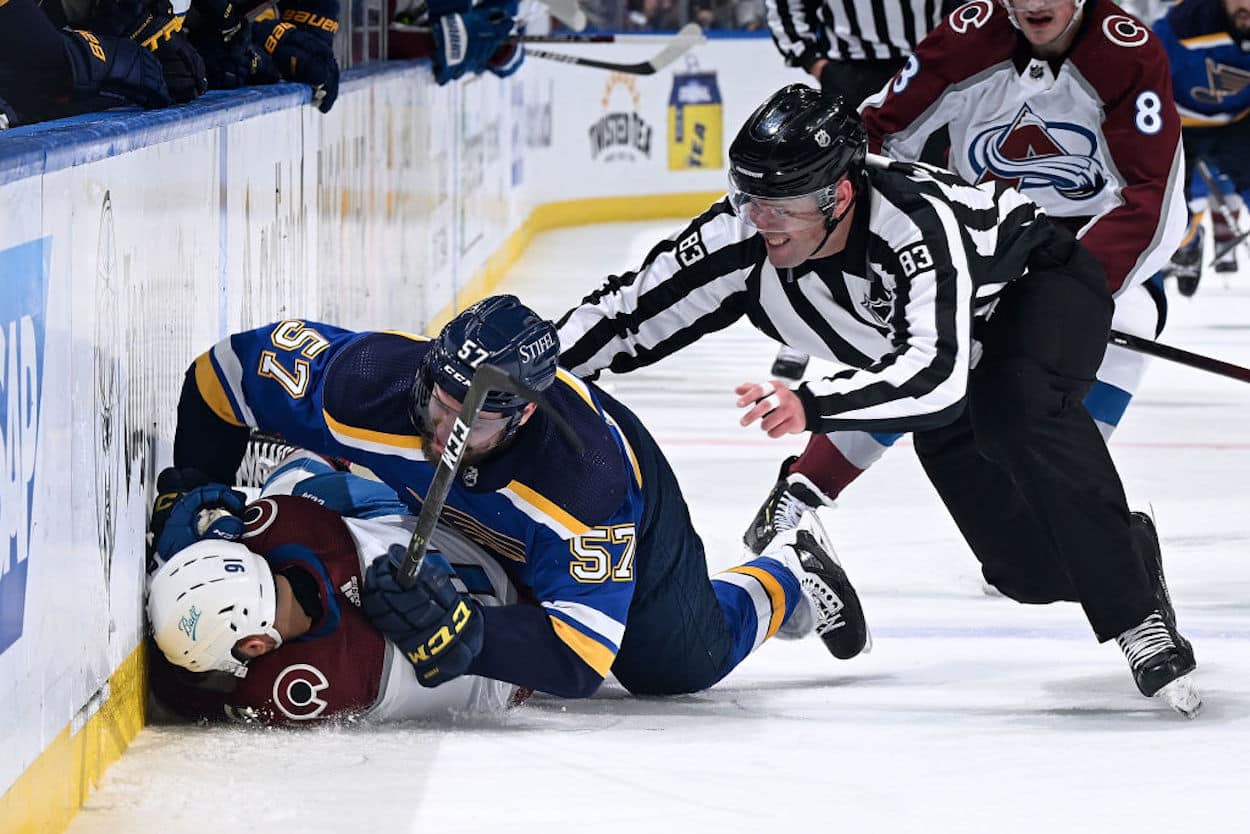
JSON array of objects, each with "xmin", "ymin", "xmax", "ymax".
[
  {"xmin": 967, "ymin": 105, "xmax": 1107, "ymax": 201},
  {"xmin": 272, "ymin": 663, "xmax": 331, "ymax": 721}
]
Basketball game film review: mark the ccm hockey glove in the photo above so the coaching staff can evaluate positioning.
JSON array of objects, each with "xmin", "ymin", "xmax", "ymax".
[
  {"xmin": 363, "ymin": 545, "xmax": 485, "ymax": 687},
  {"xmin": 152, "ymin": 483, "xmax": 247, "ymax": 568}
]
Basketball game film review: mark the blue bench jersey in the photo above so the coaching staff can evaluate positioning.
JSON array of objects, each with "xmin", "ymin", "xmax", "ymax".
[
  {"xmin": 190, "ymin": 319, "xmax": 647, "ymax": 695},
  {"xmin": 1156, "ymin": 0, "xmax": 1250, "ymax": 127}
]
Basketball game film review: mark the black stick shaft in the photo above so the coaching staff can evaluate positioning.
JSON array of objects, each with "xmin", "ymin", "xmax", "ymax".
[
  {"xmin": 398, "ymin": 364, "xmax": 506, "ymax": 588},
  {"xmin": 1110, "ymin": 329, "xmax": 1250, "ymax": 384}
]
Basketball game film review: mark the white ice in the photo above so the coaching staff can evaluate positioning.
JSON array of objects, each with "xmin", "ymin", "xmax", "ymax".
[{"xmin": 67, "ymin": 221, "xmax": 1250, "ymax": 834}]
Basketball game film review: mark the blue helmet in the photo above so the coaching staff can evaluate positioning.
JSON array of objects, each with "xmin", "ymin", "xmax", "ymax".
[{"xmin": 411, "ymin": 295, "xmax": 560, "ymax": 430}]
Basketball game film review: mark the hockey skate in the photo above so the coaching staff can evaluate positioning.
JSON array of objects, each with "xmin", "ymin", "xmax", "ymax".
[
  {"xmin": 1116, "ymin": 512, "xmax": 1201, "ymax": 718},
  {"xmin": 768, "ymin": 513, "xmax": 871, "ymax": 659},
  {"xmin": 235, "ymin": 432, "xmax": 297, "ymax": 489},
  {"xmin": 743, "ymin": 458, "xmax": 832, "ymax": 555},
  {"xmin": 770, "ymin": 345, "xmax": 810, "ymax": 381},
  {"xmin": 1165, "ymin": 225, "xmax": 1203, "ymax": 297},
  {"xmin": 1212, "ymin": 211, "xmax": 1242, "ymax": 274}
]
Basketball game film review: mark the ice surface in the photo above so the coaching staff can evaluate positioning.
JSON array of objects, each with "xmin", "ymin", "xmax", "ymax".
[{"xmin": 66, "ymin": 222, "xmax": 1250, "ymax": 834}]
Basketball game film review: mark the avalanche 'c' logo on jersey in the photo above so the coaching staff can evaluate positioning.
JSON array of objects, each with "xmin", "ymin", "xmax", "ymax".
[
  {"xmin": 967, "ymin": 104, "xmax": 1107, "ymax": 201},
  {"xmin": 272, "ymin": 663, "xmax": 331, "ymax": 721}
]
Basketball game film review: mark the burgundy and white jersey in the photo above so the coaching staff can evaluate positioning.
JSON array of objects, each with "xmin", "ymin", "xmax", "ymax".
[
  {"xmin": 861, "ymin": 0, "xmax": 1187, "ymax": 293},
  {"xmin": 150, "ymin": 495, "xmax": 519, "ymax": 726}
]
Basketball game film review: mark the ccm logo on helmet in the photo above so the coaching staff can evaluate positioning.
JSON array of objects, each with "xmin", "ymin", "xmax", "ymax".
[{"xmin": 519, "ymin": 332, "xmax": 556, "ymax": 363}]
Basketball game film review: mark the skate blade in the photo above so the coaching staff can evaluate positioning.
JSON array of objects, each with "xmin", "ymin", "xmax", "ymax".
[{"xmin": 1155, "ymin": 674, "xmax": 1202, "ymax": 719}]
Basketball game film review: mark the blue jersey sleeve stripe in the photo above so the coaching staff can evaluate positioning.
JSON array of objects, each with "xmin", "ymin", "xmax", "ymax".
[
  {"xmin": 502, "ymin": 481, "xmax": 593, "ymax": 539},
  {"xmin": 1179, "ymin": 33, "xmax": 1233, "ymax": 49},
  {"xmin": 193, "ymin": 351, "xmax": 246, "ymax": 426},
  {"xmin": 324, "ymin": 409, "xmax": 426, "ymax": 461},
  {"xmin": 211, "ymin": 339, "xmax": 258, "ymax": 426},
  {"xmin": 543, "ymin": 600, "xmax": 626, "ymax": 648},
  {"xmin": 546, "ymin": 614, "xmax": 618, "ymax": 677}
]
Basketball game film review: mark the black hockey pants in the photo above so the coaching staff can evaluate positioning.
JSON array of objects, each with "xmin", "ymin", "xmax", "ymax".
[{"xmin": 913, "ymin": 245, "xmax": 1155, "ymax": 642}]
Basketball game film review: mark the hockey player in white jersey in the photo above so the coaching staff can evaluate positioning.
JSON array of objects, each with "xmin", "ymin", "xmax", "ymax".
[
  {"xmin": 557, "ymin": 84, "xmax": 1200, "ymax": 716},
  {"xmin": 146, "ymin": 455, "xmax": 521, "ymax": 724}
]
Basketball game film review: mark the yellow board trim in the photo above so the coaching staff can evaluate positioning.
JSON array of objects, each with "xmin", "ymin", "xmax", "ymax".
[
  {"xmin": 0, "ymin": 644, "xmax": 146, "ymax": 834},
  {"xmin": 726, "ymin": 565, "xmax": 787, "ymax": 640},
  {"xmin": 324, "ymin": 409, "xmax": 423, "ymax": 450},
  {"xmin": 425, "ymin": 191, "xmax": 723, "ymax": 332},
  {"xmin": 549, "ymin": 616, "xmax": 617, "ymax": 677},
  {"xmin": 194, "ymin": 351, "xmax": 245, "ymax": 427}
]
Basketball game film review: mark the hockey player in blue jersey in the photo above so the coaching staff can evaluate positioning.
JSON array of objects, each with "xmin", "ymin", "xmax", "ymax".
[
  {"xmin": 151, "ymin": 295, "xmax": 869, "ymax": 699},
  {"xmin": 1155, "ymin": 0, "xmax": 1250, "ymax": 291}
]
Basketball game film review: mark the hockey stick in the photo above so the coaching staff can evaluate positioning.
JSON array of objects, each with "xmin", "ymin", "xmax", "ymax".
[
  {"xmin": 541, "ymin": 0, "xmax": 588, "ymax": 32},
  {"xmin": 1196, "ymin": 160, "xmax": 1250, "ymax": 265},
  {"xmin": 1109, "ymin": 329, "xmax": 1250, "ymax": 384},
  {"xmin": 397, "ymin": 363, "xmax": 585, "ymax": 588},
  {"xmin": 527, "ymin": 22, "xmax": 705, "ymax": 75}
]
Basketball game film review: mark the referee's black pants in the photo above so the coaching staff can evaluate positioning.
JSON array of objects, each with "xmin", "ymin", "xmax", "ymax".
[{"xmin": 913, "ymin": 244, "xmax": 1155, "ymax": 642}]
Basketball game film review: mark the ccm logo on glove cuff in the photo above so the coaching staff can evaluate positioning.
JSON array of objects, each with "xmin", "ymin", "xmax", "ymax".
[
  {"xmin": 404, "ymin": 599, "xmax": 475, "ymax": 664},
  {"xmin": 282, "ymin": 10, "xmax": 340, "ymax": 34}
]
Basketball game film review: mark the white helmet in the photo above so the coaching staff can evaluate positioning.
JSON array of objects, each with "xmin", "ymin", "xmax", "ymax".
[{"xmin": 146, "ymin": 540, "xmax": 284, "ymax": 678}]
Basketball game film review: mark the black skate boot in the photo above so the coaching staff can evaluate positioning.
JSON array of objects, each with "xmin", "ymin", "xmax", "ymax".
[
  {"xmin": 743, "ymin": 457, "xmax": 831, "ymax": 555},
  {"xmin": 770, "ymin": 345, "xmax": 810, "ymax": 381},
  {"xmin": 1164, "ymin": 226, "xmax": 1203, "ymax": 297},
  {"xmin": 1117, "ymin": 513, "xmax": 1200, "ymax": 717},
  {"xmin": 772, "ymin": 517, "xmax": 870, "ymax": 659}
]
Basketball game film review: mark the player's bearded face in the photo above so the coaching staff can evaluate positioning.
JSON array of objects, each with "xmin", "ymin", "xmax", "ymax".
[
  {"xmin": 1005, "ymin": 0, "xmax": 1079, "ymax": 50},
  {"xmin": 1225, "ymin": 0, "xmax": 1250, "ymax": 36},
  {"xmin": 421, "ymin": 385, "xmax": 514, "ymax": 465}
]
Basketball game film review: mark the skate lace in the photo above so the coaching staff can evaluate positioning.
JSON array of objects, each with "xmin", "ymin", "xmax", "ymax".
[
  {"xmin": 771, "ymin": 489, "xmax": 809, "ymax": 535},
  {"xmin": 1116, "ymin": 613, "xmax": 1176, "ymax": 670},
  {"xmin": 237, "ymin": 438, "xmax": 296, "ymax": 488},
  {"xmin": 803, "ymin": 575, "xmax": 846, "ymax": 635}
]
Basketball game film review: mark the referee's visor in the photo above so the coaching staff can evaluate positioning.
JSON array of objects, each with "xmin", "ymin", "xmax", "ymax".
[{"xmin": 728, "ymin": 182, "xmax": 832, "ymax": 234}]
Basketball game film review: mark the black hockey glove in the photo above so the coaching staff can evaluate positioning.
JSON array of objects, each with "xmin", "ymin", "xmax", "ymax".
[
  {"xmin": 190, "ymin": 20, "xmax": 263, "ymax": 88},
  {"xmin": 61, "ymin": 27, "xmax": 173, "ymax": 109},
  {"xmin": 363, "ymin": 545, "xmax": 485, "ymax": 687},
  {"xmin": 131, "ymin": 7, "xmax": 209, "ymax": 103},
  {"xmin": 252, "ymin": 18, "xmax": 339, "ymax": 112}
]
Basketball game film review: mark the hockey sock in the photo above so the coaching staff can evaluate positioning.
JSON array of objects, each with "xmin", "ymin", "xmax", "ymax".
[{"xmin": 712, "ymin": 556, "xmax": 803, "ymax": 667}]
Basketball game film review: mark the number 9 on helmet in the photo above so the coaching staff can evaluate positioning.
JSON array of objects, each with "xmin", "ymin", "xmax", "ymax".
[{"xmin": 146, "ymin": 540, "xmax": 284, "ymax": 678}]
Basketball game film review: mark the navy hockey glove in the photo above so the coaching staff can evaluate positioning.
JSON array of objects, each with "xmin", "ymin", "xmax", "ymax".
[
  {"xmin": 430, "ymin": 0, "xmax": 519, "ymax": 85},
  {"xmin": 487, "ymin": 38, "xmax": 523, "ymax": 78},
  {"xmin": 152, "ymin": 483, "xmax": 247, "ymax": 568},
  {"xmin": 128, "ymin": 8, "xmax": 209, "ymax": 102},
  {"xmin": 363, "ymin": 545, "xmax": 484, "ymax": 687},
  {"xmin": 252, "ymin": 19, "xmax": 339, "ymax": 112},
  {"xmin": 61, "ymin": 27, "xmax": 173, "ymax": 108}
]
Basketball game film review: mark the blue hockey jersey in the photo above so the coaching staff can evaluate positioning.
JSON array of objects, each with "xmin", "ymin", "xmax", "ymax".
[
  {"xmin": 188, "ymin": 319, "xmax": 646, "ymax": 696},
  {"xmin": 1155, "ymin": 0, "xmax": 1250, "ymax": 126}
]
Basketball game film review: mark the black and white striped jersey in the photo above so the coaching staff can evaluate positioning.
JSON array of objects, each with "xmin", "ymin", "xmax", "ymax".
[
  {"xmin": 556, "ymin": 155, "xmax": 1071, "ymax": 434},
  {"xmin": 765, "ymin": 0, "xmax": 952, "ymax": 67}
]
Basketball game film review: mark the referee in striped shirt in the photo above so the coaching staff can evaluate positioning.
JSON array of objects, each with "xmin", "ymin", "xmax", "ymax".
[
  {"xmin": 556, "ymin": 85, "xmax": 1200, "ymax": 714},
  {"xmin": 765, "ymin": 0, "xmax": 960, "ymax": 103}
]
